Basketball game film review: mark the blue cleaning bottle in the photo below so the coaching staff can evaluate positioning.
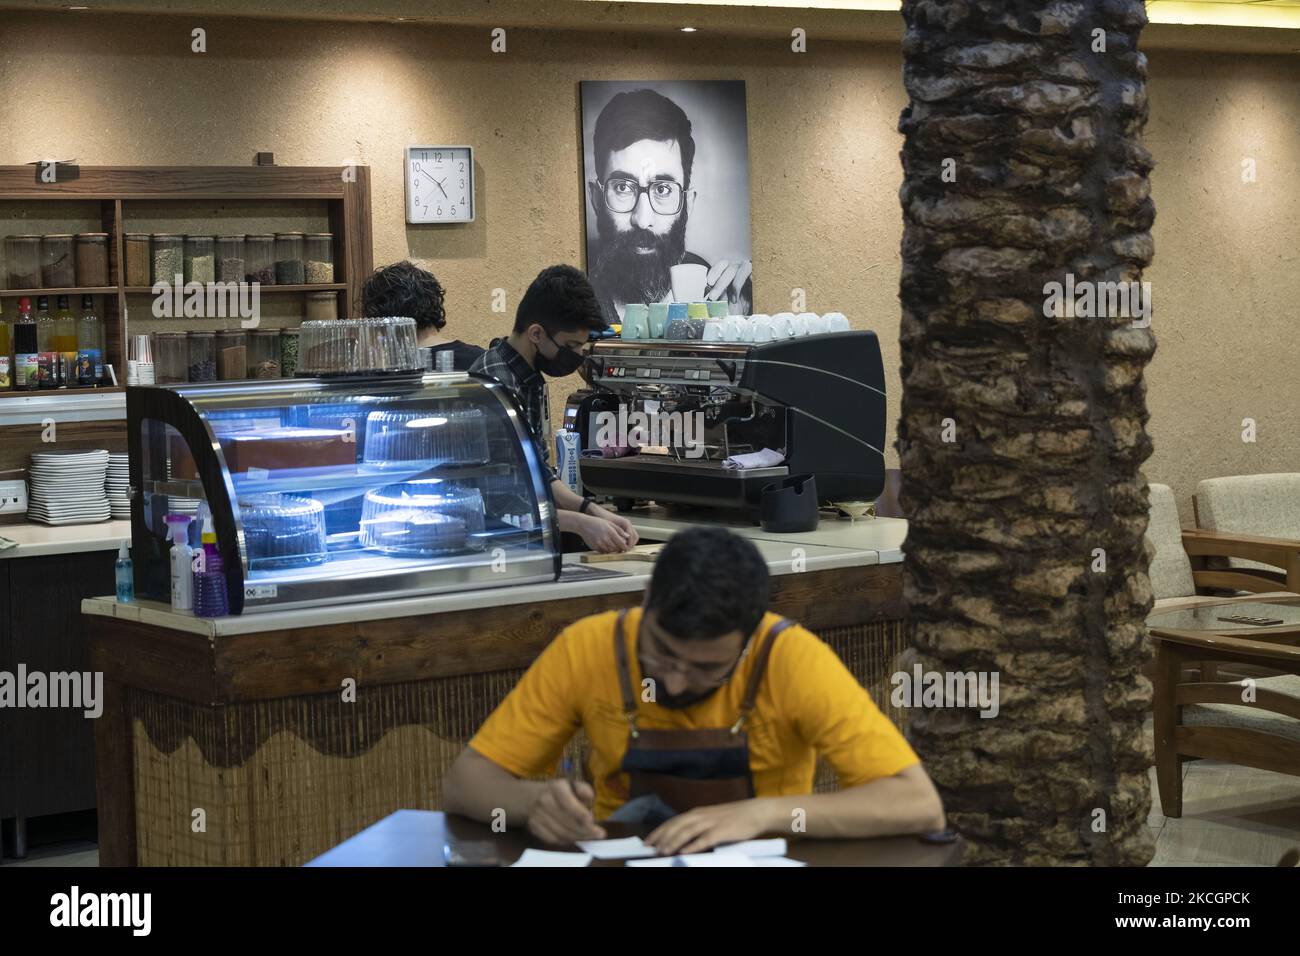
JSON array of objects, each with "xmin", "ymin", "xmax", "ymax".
[{"xmin": 115, "ymin": 540, "xmax": 134, "ymax": 603}]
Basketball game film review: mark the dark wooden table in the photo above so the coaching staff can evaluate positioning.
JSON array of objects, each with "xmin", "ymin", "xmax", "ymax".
[{"xmin": 305, "ymin": 810, "xmax": 962, "ymax": 867}]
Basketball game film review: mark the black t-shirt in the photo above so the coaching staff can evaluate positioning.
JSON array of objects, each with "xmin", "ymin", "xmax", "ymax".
[{"xmin": 431, "ymin": 340, "xmax": 485, "ymax": 371}]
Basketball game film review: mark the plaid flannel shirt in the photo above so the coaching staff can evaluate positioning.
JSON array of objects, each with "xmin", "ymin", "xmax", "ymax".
[{"xmin": 470, "ymin": 338, "xmax": 557, "ymax": 483}]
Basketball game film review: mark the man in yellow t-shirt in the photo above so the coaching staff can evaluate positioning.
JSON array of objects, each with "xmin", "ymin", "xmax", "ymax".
[{"xmin": 445, "ymin": 526, "xmax": 945, "ymax": 856}]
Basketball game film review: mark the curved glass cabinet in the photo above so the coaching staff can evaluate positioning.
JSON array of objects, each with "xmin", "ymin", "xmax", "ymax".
[{"xmin": 127, "ymin": 373, "xmax": 560, "ymax": 614}]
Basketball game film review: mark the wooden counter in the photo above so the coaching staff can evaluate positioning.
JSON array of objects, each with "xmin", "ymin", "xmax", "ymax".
[{"xmin": 83, "ymin": 514, "xmax": 908, "ymax": 866}]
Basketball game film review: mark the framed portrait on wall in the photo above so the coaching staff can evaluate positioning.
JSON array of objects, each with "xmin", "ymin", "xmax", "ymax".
[{"xmin": 579, "ymin": 79, "xmax": 754, "ymax": 325}]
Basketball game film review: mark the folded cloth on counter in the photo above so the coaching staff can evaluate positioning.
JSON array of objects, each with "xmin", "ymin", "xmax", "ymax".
[
  {"xmin": 582, "ymin": 446, "xmax": 637, "ymax": 459},
  {"xmin": 722, "ymin": 447, "xmax": 786, "ymax": 470}
]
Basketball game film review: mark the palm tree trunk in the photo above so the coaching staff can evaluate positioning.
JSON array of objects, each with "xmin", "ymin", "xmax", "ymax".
[{"xmin": 897, "ymin": 0, "xmax": 1157, "ymax": 865}]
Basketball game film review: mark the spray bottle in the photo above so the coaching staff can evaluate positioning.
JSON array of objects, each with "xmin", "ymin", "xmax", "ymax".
[
  {"xmin": 115, "ymin": 540, "xmax": 134, "ymax": 603},
  {"xmin": 165, "ymin": 514, "xmax": 193, "ymax": 613}
]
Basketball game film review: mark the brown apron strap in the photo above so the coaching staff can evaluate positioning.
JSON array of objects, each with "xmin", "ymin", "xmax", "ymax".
[
  {"xmin": 735, "ymin": 618, "xmax": 797, "ymax": 728},
  {"xmin": 613, "ymin": 609, "xmax": 639, "ymax": 724}
]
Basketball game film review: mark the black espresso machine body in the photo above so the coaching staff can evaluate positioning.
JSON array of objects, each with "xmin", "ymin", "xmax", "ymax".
[{"xmin": 573, "ymin": 331, "xmax": 886, "ymax": 512}]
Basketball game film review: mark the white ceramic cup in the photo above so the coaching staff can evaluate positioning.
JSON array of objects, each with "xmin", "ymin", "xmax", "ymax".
[
  {"xmin": 670, "ymin": 263, "xmax": 708, "ymax": 302},
  {"xmin": 771, "ymin": 312, "xmax": 796, "ymax": 338},
  {"xmin": 720, "ymin": 317, "xmax": 743, "ymax": 341},
  {"xmin": 810, "ymin": 313, "xmax": 832, "ymax": 335},
  {"xmin": 824, "ymin": 311, "xmax": 850, "ymax": 333},
  {"xmin": 702, "ymin": 320, "xmax": 725, "ymax": 342},
  {"xmin": 750, "ymin": 315, "xmax": 774, "ymax": 343}
]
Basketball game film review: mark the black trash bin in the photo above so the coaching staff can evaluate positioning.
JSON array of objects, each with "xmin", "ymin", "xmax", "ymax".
[{"xmin": 759, "ymin": 474, "xmax": 819, "ymax": 533}]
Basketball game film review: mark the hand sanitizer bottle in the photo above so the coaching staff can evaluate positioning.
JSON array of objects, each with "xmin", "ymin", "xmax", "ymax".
[
  {"xmin": 115, "ymin": 540, "xmax": 134, "ymax": 603},
  {"xmin": 165, "ymin": 514, "xmax": 193, "ymax": 613}
]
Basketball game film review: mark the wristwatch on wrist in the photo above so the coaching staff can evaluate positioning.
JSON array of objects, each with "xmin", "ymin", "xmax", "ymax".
[{"xmin": 578, "ymin": 497, "xmax": 596, "ymax": 515}]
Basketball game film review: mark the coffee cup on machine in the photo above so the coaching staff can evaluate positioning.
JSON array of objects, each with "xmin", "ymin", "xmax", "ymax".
[
  {"xmin": 750, "ymin": 314, "xmax": 774, "ymax": 343},
  {"xmin": 670, "ymin": 262, "xmax": 707, "ymax": 302},
  {"xmin": 647, "ymin": 302, "xmax": 670, "ymax": 338},
  {"xmin": 622, "ymin": 303, "xmax": 650, "ymax": 339}
]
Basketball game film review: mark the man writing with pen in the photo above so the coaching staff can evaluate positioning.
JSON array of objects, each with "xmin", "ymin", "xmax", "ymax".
[{"xmin": 444, "ymin": 527, "xmax": 945, "ymax": 855}]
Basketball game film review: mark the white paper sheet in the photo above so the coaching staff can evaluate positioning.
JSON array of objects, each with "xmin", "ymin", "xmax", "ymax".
[
  {"xmin": 750, "ymin": 856, "xmax": 807, "ymax": 867},
  {"xmin": 626, "ymin": 851, "xmax": 756, "ymax": 867},
  {"xmin": 720, "ymin": 838, "xmax": 788, "ymax": 858},
  {"xmin": 574, "ymin": 836, "xmax": 659, "ymax": 860},
  {"xmin": 510, "ymin": 849, "xmax": 593, "ymax": 867}
]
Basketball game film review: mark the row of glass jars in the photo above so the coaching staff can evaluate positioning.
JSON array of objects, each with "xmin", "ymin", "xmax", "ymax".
[
  {"xmin": 124, "ymin": 233, "xmax": 335, "ymax": 286},
  {"xmin": 3, "ymin": 233, "xmax": 110, "ymax": 289},
  {"xmin": 152, "ymin": 329, "xmax": 302, "ymax": 383}
]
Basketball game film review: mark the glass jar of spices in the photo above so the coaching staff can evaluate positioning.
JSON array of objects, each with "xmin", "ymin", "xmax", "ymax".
[
  {"xmin": 304, "ymin": 234, "xmax": 334, "ymax": 284},
  {"xmin": 75, "ymin": 233, "xmax": 110, "ymax": 287},
  {"xmin": 41, "ymin": 235, "xmax": 75, "ymax": 287},
  {"xmin": 279, "ymin": 329, "xmax": 300, "ymax": 378},
  {"xmin": 187, "ymin": 331, "xmax": 216, "ymax": 382},
  {"xmin": 152, "ymin": 235, "xmax": 183, "ymax": 285},
  {"xmin": 305, "ymin": 291, "xmax": 338, "ymax": 323},
  {"xmin": 248, "ymin": 329, "xmax": 281, "ymax": 379},
  {"xmin": 184, "ymin": 236, "xmax": 215, "ymax": 284},
  {"xmin": 216, "ymin": 330, "xmax": 247, "ymax": 380},
  {"xmin": 245, "ymin": 234, "xmax": 275, "ymax": 285},
  {"xmin": 155, "ymin": 332, "xmax": 188, "ymax": 384},
  {"xmin": 124, "ymin": 234, "xmax": 151, "ymax": 287},
  {"xmin": 6, "ymin": 235, "xmax": 42, "ymax": 289},
  {"xmin": 274, "ymin": 232, "xmax": 305, "ymax": 285},
  {"xmin": 217, "ymin": 236, "xmax": 245, "ymax": 283}
]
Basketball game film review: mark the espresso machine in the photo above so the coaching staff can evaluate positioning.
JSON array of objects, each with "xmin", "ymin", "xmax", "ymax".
[{"xmin": 565, "ymin": 331, "xmax": 886, "ymax": 513}]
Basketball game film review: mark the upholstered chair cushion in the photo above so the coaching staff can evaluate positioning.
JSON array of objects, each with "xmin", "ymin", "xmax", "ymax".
[
  {"xmin": 1147, "ymin": 482, "xmax": 1196, "ymax": 600},
  {"xmin": 1183, "ymin": 674, "xmax": 1300, "ymax": 743}
]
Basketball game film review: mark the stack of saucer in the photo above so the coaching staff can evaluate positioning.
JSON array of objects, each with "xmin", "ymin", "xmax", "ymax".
[
  {"xmin": 106, "ymin": 453, "xmax": 130, "ymax": 518},
  {"xmin": 26, "ymin": 449, "xmax": 111, "ymax": 525}
]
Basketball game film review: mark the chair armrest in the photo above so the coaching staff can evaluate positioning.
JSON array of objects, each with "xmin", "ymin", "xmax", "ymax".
[
  {"xmin": 1182, "ymin": 529, "xmax": 1300, "ymax": 591},
  {"xmin": 1151, "ymin": 627, "xmax": 1300, "ymax": 664},
  {"xmin": 1182, "ymin": 528, "xmax": 1300, "ymax": 562}
]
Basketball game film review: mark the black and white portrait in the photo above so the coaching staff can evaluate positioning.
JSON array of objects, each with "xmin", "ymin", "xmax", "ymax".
[{"xmin": 580, "ymin": 80, "xmax": 754, "ymax": 325}]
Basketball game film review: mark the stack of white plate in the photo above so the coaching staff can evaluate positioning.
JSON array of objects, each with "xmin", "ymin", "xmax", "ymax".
[
  {"xmin": 27, "ymin": 449, "xmax": 111, "ymax": 525},
  {"xmin": 106, "ymin": 453, "xmax": 130, "ymax": 518}
]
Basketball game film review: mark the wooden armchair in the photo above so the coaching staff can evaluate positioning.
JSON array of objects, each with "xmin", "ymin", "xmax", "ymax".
[
  {"xmin": 1146, "ymin": 483, "xmax": 1299, "ymax": 612},
  {"xmin": 1191, "ymin": 473, "xmax": 1300, "ymax": 596},
  {"xmin": 1150, "ymin": 626, "xmax": 1300, "ymax": 817}
]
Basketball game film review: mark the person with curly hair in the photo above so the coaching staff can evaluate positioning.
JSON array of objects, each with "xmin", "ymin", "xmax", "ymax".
[{"xmin": 361, "ymin": 260, "xmax": 483, "ymax": 370}]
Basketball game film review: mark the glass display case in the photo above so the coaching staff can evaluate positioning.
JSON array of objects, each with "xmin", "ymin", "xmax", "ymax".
[{"xmin": 127, "ymin": 372, "xmax": 560, "ymax": 614}]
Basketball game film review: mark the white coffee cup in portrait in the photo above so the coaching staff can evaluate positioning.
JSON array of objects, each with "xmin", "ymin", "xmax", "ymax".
[
  {"xmin": 670, "ymin": 263, "xmax": 708, "ymax": 302},
  {"xmin": 824, "ymin": 311, "xmax": 850, "ymax": 333},
  {"xmin": 750, "ymin": 315, "xmax": 774, "ymax": 343}
]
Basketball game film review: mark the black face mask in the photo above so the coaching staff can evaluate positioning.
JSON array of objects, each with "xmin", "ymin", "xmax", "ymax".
[{"xmin": 534, "ymin": 333, "xmax": 587, "ymax": 378}]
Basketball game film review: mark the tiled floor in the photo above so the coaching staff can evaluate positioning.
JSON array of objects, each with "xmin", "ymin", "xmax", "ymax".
[
  {"xmin": 5, "ymin": 744, "xmax": 1298, "ymax": 867},
  {"xmin": 0, "ymin": 842, "xmax": 98, "ymax": 867},
  {"xmin": 1148, "ymin": 761, "xmax": 1300, "ymax": 865}
]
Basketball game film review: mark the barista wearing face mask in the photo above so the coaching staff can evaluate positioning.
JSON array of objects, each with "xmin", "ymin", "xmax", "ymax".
[
  {"xmin": 470, "ymin": 264, "xmax": 639, "ymax": 554},
  {"xmin": 444, "ymin": 527, "xmax": 945, "ymax": 855}
]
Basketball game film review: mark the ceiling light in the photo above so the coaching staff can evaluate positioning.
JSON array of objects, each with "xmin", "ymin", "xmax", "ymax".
[{"xmin": 680, "ymin": 26, "xmax": 697, "ymax": 32}]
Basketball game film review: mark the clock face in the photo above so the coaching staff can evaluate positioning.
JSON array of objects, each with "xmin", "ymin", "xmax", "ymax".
[{"xmin": 406, "ymin": 146, "xmax": 474, "ymax": 223}]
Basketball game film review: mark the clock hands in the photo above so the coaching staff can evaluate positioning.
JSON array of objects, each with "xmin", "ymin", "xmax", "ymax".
[{"xmin": 432, "ymin": 177, "xmax": 449, "ymax": 199}]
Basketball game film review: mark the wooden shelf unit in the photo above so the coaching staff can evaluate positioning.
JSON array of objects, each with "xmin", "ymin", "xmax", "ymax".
[{"xmin": 0, "ymin": 165, "xmax": 373, "ymax": 400}]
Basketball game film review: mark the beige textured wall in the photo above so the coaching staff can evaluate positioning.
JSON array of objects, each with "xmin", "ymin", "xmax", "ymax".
[
  {"xmin": 1143, "ymin": 50, "xmax": 1300, "ymax": 523},
  {"xmin": 1, "ymin": 11, "xmax": 1296, "ymax": 516}
]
